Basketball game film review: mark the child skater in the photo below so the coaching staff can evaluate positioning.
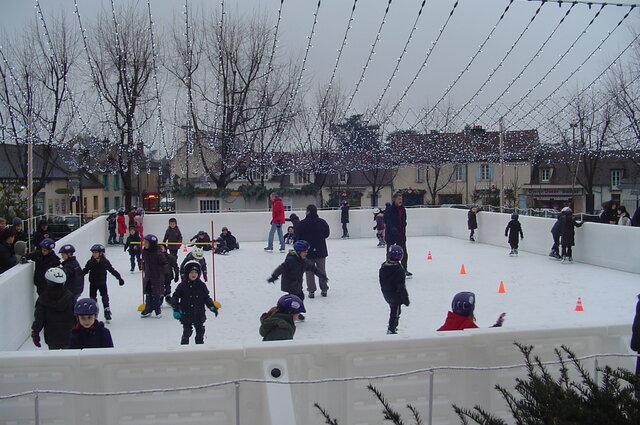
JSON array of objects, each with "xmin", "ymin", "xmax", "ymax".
[
  {"xmin": 140, "ymin": 234, "xmax": 168, "ymax": 318},
  {"xmin": 259, "ymin": 294, "xmax": 306, "ymax": 341},
  {"xmin": 159, "ymin": 243, "xmax": 179, "ymax": 305},
  {"xmin": 124, "ymin": 225, "xmax": 142, "ymax": 272},
  {"xmin": 59, "ymin": 244, "xmax": 84, "ymax": 303},
  {"xmin": 134, "ymin": 208, "xmax": 144, "ymax": 236},
  {"xmin": 116, "ymin": 208, "xmax": 127, "ymax": 244},
  {"xmin": 180, "ymin": 247, "xmax": 208, "ymax": 282},
  {"xmin": 284, "ymin": 226, "xmax": 295, "ymax": 245},
  {"xmin": 23, "ymin": 238, "xmax": 60, "ymax": 295},
  {"xmin": 373, "ymin": 208, "xmax": 385, "ymax": 247},
  {"xmin": 162, "ymin": 217, "xmax": 183, "ymax": 258},
  {"xmin": 285, "ymin": 213, "xmax": 301, "ymax": 233},
  {"xmin": 504, "ymin": 212, "xmax": 524, "ymax": 256},
  {"xmin": 379, "ymin": 245, "xmax": 409, "ymax": 334},
  {"xmin": 266, "ymin": 240, "xmax": 327, "ymax": 322},
  {"xmin": 30, "ymin": 267, "xmax": 75, "ymax": 350},
  {"xmin": 171, "ymin": 261, "xmax": 220, "ymax": 344},
  {"xmin": 190, "ymin": 230, "xmax": 212, "ymax": 251},
  {"xmin": 106, "ymin": 209, "xmax": 117, "ymax": 245},
  {"xmin": 437, "ymin": 292, "xmax": 506, "ymax": 331},
  {"xmin": 468, "ymin": 206, "xmax": 478, "ymax": 242},
  {"xmin": 68, "ymin": 298, "xmax": 114, "ymax": 349},
  {"xmin": 559, "ymin": 207, "xmax": 583, "ymax": 264},
  {"xmin": 82, "ymin": 244, "xmax": 125, "ymax": 322}
]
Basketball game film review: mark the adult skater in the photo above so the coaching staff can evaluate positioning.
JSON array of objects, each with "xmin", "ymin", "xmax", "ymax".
[
  {"xmin": 467, "ymin": 206, "xmax": 478, "ymax": 242},
  {"xmin": 559, "ymin": 207, "xmax": 583, "ymax": 263},
  {"xmin": 295, "ymin": 204, "xmax": 330, "ymax": 298},
  {"xmin": 340, "ymin": 200, "xmax": 350, "ymax": 238},
  {"xmin": 504, "ymin": 212, "xmax": 524, "ymax": 256},
  {"xmin": 264, "ymin": 192, "xmax": 286, "ymax": 253},
  {"xmin": 384, "ymin": 193, "xmax": 411, "ymax": 277}
]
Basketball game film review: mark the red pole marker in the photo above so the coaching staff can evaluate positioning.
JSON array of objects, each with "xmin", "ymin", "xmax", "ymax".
[{"xmin": 211, "ymin": 220, "xmax": 217, "ymax": 302}]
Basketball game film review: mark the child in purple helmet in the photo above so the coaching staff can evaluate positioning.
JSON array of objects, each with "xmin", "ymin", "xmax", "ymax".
[
  {"xmin": 379, "ymin": 244, "xmax": 410, "ymax": 334},
  {"xmin": 82, "ymin": 244, "xmax": 125, "ymax": 322},
  {"xmin": 267, "ymin": 240, "xmax": 327, "ymax": 322},
  {"xmin": 437, "ymin": 291, "xmax": 505, "ymax": 331},
  {"xmin": 68, "ymin": 298, "xmax": 114, "ymax": 349},
  {"xmin": 23, "ymin": 238, "xmax": 60, "ymax": 295},
  {"xmin": 260, "ymin": 294, "xmax": 306, "ymax": 341}
]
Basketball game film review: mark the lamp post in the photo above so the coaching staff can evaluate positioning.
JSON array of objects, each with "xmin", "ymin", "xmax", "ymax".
[{"xmin": 570, "ymin": 122, "xmax": 579, "ymax": 210}]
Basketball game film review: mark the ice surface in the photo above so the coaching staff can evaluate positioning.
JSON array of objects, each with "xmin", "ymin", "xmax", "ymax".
[{"xmin": 18, "ymin": 236, "xmax": 639, "ymax": 350}]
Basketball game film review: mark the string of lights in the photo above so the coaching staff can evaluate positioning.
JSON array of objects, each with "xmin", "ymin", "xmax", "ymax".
[{"xmin": 415, "ymin": 0, "xmax": 517, "ymax": 131}]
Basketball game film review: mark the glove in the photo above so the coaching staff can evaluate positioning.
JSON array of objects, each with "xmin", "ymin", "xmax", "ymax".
[
  {"xmin": 118, "ymin": 278, "xmax": 125, "ymax": 286},
  {"xmin": 173, "ymin": 310, "xmax": 182, "ymax": 320},
  {"xmin": 209, "ymin": 306, "xmax": 219, "ymax": 317},
  {"xmin": 492, "ymin": 313, "xmax": 506, "ymax": 328},
  {"xmin": 31, "ymin": 331, "xmax": 41, "ymax": 348},
  {"xmin": 203, "ymin": 273, "xmax": 208, "ymax": 282},
  {"xmin": 267, "ymin": 276, "xmax": 277, "ymax": 284},
  {"xmin": 174, "ymin": 275, "xmax": 179, "ymax": 283}
]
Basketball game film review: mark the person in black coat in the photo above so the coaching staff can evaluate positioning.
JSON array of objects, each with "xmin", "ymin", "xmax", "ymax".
[
  {"xmin": 159, "ymin": 244, "xmax": 179, "ymax": 305},
  {"xmin": 59, "ymin": 244, "xmax": 84, "ymax": 302},
  {"xmin": 124, "ymin": 226, "xmax": 142, "ymax": 272},
  {"xmin": 30, "ymin": 267, "xmax": 75, "ymax": 350},
  {"xmin": 384, "ymin": 193, "xmax": 411, "ymax": 276},
  {"xmin": 286, "ymin": 213, "xmax": 301, "ymax": 233},
  {"xmin": 559, "ymin": 208, "xmax": 583, "ymax": 263},
  {"xmin": 10, "ymin": 216, "xmax": 27, "ymax": 245},
  {"xmin": 171, "ymin": 261, "xmax": 219, "ymax": 344},
  {"xmin": 631, "ymin": 206, "xmax": 640, "ymax": 227},
  {"xmin": 504, "ymin": 213, "xmax": 524, "ymax": 256},
  {"xmin": 631, "ymin": 294, "xmax": 640, "ymax": 376},
  {"xmin": 549, "ymin": 214, "xmax": 563, "ymax": 259},
  {"xmin": 215, "ymin": 227, "xmax": 238, "ymax": 254},
  {"xmin": 68, "ymin": 298, "xmax": 114, "ymax": 349},
  {"xmin": 24, "ymin": 238, "xmax": 61, "ymax": 295},
  {"xmin": 295, "ymin": 204, "xmax": 330, "ymax": 297},
  {"xmin": 140, "ymin": 235, "xmax": 168, "ymax": 318},
  {"xmin": 467, "ymin": 207, "xmax": 478, "ymax": 241},
  {"xmin": 0, "ymin": 227, "xmax": 17, "ymax": 274},
  {"xmin": 190, "ymin": 231, "xmax": 212, "ymax": 251},
  {"xmin": 267, "ymin": 240, "xmax": 327, "ymax": 321},
  {"xmin": 180, "ymin": 247, "xmax": 208, "ymax": 282},
  {"xmin": 83, "ymin": 244, "xmax": 124, "ymax": 322},
  {"xmin": 162, "ymin": 218, "xmax": 183, "ymax": 257},
  {"xmin": 106, "ymin": 210, "xmax": 117, "ymax": 245},
  {"xmin": 340, "ymin": 200, "xmax": 350, "ymax": 238},
  {"xmin": 379, "ymin": 245, "xmax": 409, "ymax": 335},
  {"xmin": 32, "ymin": 219, "xmax": 52, "ymax": 249}
]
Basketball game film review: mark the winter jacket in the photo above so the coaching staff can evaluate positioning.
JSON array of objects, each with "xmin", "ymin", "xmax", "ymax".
[
  {"xmin": 560, "ymin": 215, "xmax": 582, "ymax": 247},
  {"xmin": 286, "ymin": 214, "xmax": 301, "ymax": 231},
  {"xmin": 142, "ymin": 247, "xmax": 168, "ymax": 296},
  {"xmin": 374, "ymin": 214, "xmax": 385, "ymax": 231},
  {"xmin": 504, "ymin": 219, "xmax": 524, "ymax": 244},
  {"xmin": 180, "ymin": 253, "xmax": 207, "ymax": 279},
  {"xmin": 190, "ymin": 233, "xmax": 212, "ymax": 251},
  {"xmin": 384, "ymin": 203, "xmax": 407, "ymax": 244},
  {"xmin": 618, "ymin": 215, "xmax": 632, "ymax": 226},
  {"xmin": 295, "ymin": 212, "xmax": 330, "ymax": 259},
  {"xmin": 124, "ymin": 232, "xmax": 141, "ymax": 254},
  {"xmin": 260, "ymin": 311, "xmax": 296, "ymax": 341},
  {"xmin": 162, "ymin": 251, "xmax": 179, "ymax": 282},
  {"xmin": 163, "ymin": 226, "xmax": 183, "ymax": 245},
  {"xmin": 0, "ymin": 240, "xmax": 17, "ymax": 273},
  {"xmin": 31, "ymin": 286, "xmax": 75, "ymax": 348},
  {"xmin": 106, "ymin": 214, "xmax": 116, "ymax": 230},
  {"xmin": 219, "ymin": 232, "xmax": 238, "ymax": 250},
  {"xmin": 25, "ymin": 251, "xmax": 61, "ymax": 294},
  {"xmin": 600, "ymin": 208, "xmax": 618, "ymax": 224},
  {"xmin": 340, "ymin": 205, "xmax": 350, "ymax": 223},
  {"xmin": 68, "ymin": 321, "xmax": 114, "ymax": 349},
  {"xmin": 61, "ymin": 256, "xmax": 84, "ymax": 297},
  {"xmin": 270, "ymin": 251, "xmax": 327, "ymax": 297},
  {"xmin": 171, "ymin": 278, "xmax": 215, "ymax": 325},
  {"xmin": 83, "ymin": 257, "xmax": 122, "ymax": 285},
  {"xmin": 550, "ymin": 216, "xmax": 562, "ymax": 237},
  {"xmin": 32, "ymin": 227, "xmax": 51, "ymax": 247},
  {"xmin": 116, "ymin": 213, "xmax": 127, "ymax": 235},
  {"xmin": 127, "ymin": 211, "xmax": 136, "ymax": 228},
  {"xmin": 134, "ymin": 216, "xmax": 144, "ymax": 235},
  {"xmin": 467, "ymin": 210, "xmax": 478, "ymax": 230},
  {"xmin": 379, "ymin": 261, "xmax": 409, "ymax": 306},
  {"xmin": 632, "ymin": 207, "xmax": 640, "ymax": 227},
  {"xmin": 437, "ymin": 311, "xmax": 479, "ymax": 331},
  {"xmin": 271, "ymin": 196, "xmax": 286, "ymax": 224},
  {"xmin": 631, "ymin": 295, "xmax": 640, "ymax": 352}
]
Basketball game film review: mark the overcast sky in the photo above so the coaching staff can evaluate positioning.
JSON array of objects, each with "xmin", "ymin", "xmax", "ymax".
[{"xmin": 1, "ymin": 0, "xmax": 638, "ymax": 134}]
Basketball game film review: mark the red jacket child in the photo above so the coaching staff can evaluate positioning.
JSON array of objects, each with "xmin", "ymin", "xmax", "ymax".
[
  {"xmin": 437, "ymin": 292, "xmax": 505, "ymax": 331},
  {"xmin": 271, "ymin": 195, "xmax": 285, "ymax": 225}
]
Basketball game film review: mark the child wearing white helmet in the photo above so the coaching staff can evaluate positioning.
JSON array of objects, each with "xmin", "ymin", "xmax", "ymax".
[
  {"xmin": 30, "ymin": 267, "xmax": 75, "ymax": 349},
  {"xmin": 179, "ymin": 246, "xmax": 208, "ymax": 282},
  {"xmin": 373, "ymin": 208, "xmax": 385, "ymax": 247}
]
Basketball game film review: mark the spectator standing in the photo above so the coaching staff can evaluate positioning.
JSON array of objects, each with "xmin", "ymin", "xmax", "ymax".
[
  {"xmin": 340, "ymin": 200, "xmax": 350, "ymax": 238},
  {"xmin": 0, "ymin": 227, "xmax": 17, "ymax": 273},
  {"xmin": 295, "ymin": 205, "xmax": 330, "ymax": 298},
  {"xmin": 467, "ymin": 207, "xmax": 478, "ymax": 242},
  {"xmin": 384, "ymin": 193, "xmax": 411, "ymax": 277},
  {"xmin": 264, "ymin": 192, "xmax": 286, "ymax": 253},
  {"xmin": 617, "ymin": 206, "xmax": 632, "ymax": 226}
]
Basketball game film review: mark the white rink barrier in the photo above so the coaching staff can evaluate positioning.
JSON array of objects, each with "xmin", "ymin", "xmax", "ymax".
[{"xmin": 0, "ymin": 325, "xmax": 634, "ymax": 425}]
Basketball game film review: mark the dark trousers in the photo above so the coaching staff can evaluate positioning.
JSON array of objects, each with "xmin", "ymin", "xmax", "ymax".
[
  {"xmin": 164, "ymin": 276, "xmax": 172, "ymax": 296},
  {"xmin": 142, "ymin": 294, "xmax": 162, "ymax": 314},
  {"xmin": 388, "ymin": 304, "xmax": 402, "ymax": 332},
  {"xmin": 305, "ymin": 257, "xmax": 328, "ymax": 294},
  {"xmin": 90, "ymin": 281, "xmax": 110, "ymax": 309},
  {"xmin": 509, "ymin": 241, "xmax": 519, "ymax": 250},
  {"xmin": 168, "ymin": 248, "xmax": 179, "ymax": 258},
  {"xmin": 181, "ymin": 322, "xmax": 205, "ymax": 344},
  {"xmin": 469, "ymin": 228, "xmax": 475, "ymax": 239},
  {"xmin": 108, "ymin": 229, "xmax": 117, "ymax": 244},
  {"xmin": 129, "ymin": 252, "xmax": 141, "ymax": 270},
  {"xmin": 341, "ymin": 223, "xmax": 349, "ymax": 236},
  {"xmin": 551, "ymin": 234, "xmax": 560, "ymax": 254},
  {"xmin": 561, "ymin": 245, "xmax": 573, "ymax": 257},
  {"xmin": 387, "ymin": 241, "xmax": 409, "ymax": 270}
]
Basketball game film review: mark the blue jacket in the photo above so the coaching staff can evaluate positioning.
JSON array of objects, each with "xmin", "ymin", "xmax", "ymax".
[{"xmin": 68, "ymin": 321, "xmax": 114, "ymax": 349}]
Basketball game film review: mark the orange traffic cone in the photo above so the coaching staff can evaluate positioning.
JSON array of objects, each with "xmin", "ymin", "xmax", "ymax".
[
  {"xmin": 427, "ymin": 251, "xmax": 433, "ymax": 260},
  {"xmin": 182, "ymin": 244, "xmax": 188, "ymax": 253},
  {"xmin": 575, "ymin": 297, "xmax": 584, "ymax": 311},
  {"xmin": 459, "ymin": 264, "xmax": 466, "ymax": 274},
  {"xmin": 498, "ymin": 280, "xmax": 506, "ymax": 293}
]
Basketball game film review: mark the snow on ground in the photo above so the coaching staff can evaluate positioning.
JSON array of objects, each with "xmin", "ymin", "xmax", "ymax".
[{"xmin": 19, "ymin": 236, "xmax": 640, "ymax": 350}]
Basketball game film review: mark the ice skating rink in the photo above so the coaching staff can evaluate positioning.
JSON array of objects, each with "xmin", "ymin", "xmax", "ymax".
[{"xmin": 18, "ymin": 235, "xmax": 639, "ymax": 351}]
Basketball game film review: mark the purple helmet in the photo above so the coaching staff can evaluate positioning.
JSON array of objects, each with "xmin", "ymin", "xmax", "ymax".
[
  {"xmin": 90, "ymin": 244, "xmax": 105, "ymax": 252},
  {"xmin": 452, "ymin": 291, "xmax": 475, "ymax": 316},
  {"xmin": 277, "ymin": 294, "xmax": 306, "ymax": 313},
  {"xmin": 144, "ymin": 234, "xmax": 158, "ymax": 243},
  {"xmin": 74, "ymin": 298, "xmax": 99, "ymax": 315},
  {"xmin": 39, "ymin": 238, "xmax": 56, "ymax": 250},
  {"xmin": 58, "ymin": 244, "xmax": 76, "ymax": 254},
  {"xmin": 388, "ymin": 244, "xmax": 404, "ymax": 261},
  {"xmin": 293, "ymin": 240, "xmax": 310, "ymax": 252},
  {"xmin": 511, "ymin": 212, "xmax": 519, "ymax": 219}
]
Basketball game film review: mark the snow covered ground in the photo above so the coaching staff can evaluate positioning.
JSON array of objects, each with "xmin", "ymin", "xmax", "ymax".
[{"xmin": 19, "ymin": 236, "xmax": 640, "ymax": 351}]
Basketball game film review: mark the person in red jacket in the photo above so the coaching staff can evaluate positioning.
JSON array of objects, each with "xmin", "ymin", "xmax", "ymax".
[
  {"xmin": 116, "ymin": 208, "xmax": 127, "ymax": 244},
  {"xmin": 437, "ymin": 291, "xmax": 505, "ymax": 331},
  {"xmin": 265, "ymin": 192, "xmax": 286, "ymax": 253}
]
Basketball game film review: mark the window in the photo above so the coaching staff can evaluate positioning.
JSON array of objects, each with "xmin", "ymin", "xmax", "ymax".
[
  {"xmin": 338, "ymin": 172, "xmax": 349, "ymax": 185},
  {"xmin": 104, "ymin": 197, "xmax": 109, "ymax": 212},
  {"xmin": 114, "ymin": 196, "xmax": 121, "ymax": 210},
  {"xmin": 113, "ymin": 175, "xmax": 120, "ymax": 191},
  {"xmin": 199, "ymin": 199, "xmax": 220, "ymax": 213},
  {"xmin": 611, "ymin": 170, "xmax": 621, "ymax": 189},
  {"xmin": 540, "ymin": 168, "xmax": 551, "ymax": 183},
  {"xmin": 102, "ymin": 175, "xmax": 109, "ymax": 191},
  {"xmin": 477, "ymin": 164, "xmax": 492, "ymax": 181},
  {"xmin": 294, "ymin": 172, "xmax": 313, "ymax": 185},
  {"xmin": 93, "ymin": 196, "xmax": 99, "ymax": 211},
  {"xmin": 415, "ymin": 167, "xmax": 424, "ymax": 183},
  {"xmin": 454, "ymin": 165, "xmax": 465, "ymax": 182},
  {"xmin": 250, "ymin": 168, "xmax": 272, "ymax": 182}
]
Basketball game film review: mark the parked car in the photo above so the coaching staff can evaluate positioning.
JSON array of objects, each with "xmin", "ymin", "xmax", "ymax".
[{"xmin": 47, "ymin": 215, "xmax": 82, "ymax": 240}]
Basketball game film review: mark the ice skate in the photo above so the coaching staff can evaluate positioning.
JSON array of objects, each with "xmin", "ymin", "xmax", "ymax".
[
  {"xmin": 279, "ymin": 248, "xmax": 285, "ymax": 253},
  {"xmin": 264, "ymin": 247, "xmax": 273, "ymax": 252},
  {"xmin": 514, "ymin": 249, "xmax": 518, "ymax": 256},
  {"xmin": 509, "ymin": 249, "xmax": 514, "ymax": 256},
  {"xmin": 405, "ymin": 271, "xmax": 413, "ymax": 279},
  {"xmin": 104, "ymin": 308, "xmax": 112, "ymax": 323},
  {"xmin": 308, "ymin": 292, "xmax": 315, "ymax": 299},
  {"xmin": 155, "ymin": 311, "xmax": 162, "ymax": 319},
  {"xmin": 469, "ymin": 236, "xmax": 475, "ymax": 242},
  {"xmin": 321, "ymin": 291, "xmax": 327, "ymax": 297},
  {"xmin": 387, "ymin": 328, "xmax": 397, "ymax": 334}
]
